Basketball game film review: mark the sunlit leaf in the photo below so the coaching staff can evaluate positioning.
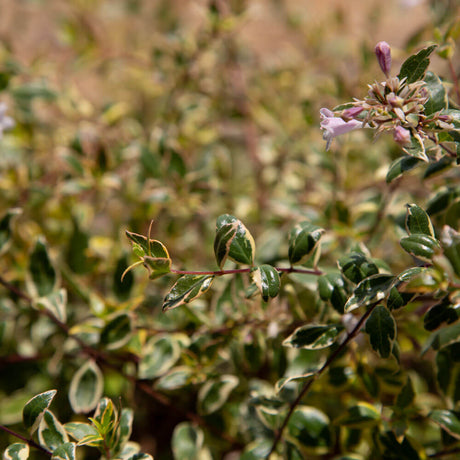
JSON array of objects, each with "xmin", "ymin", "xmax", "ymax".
[
  {"xmin": 38, "ymin": 410, "xmax": 69, "ymax": 452},
  {"xmin": 125, "ymin": 231, "xmax": 169, "ymax": 259},
  {"xmin": 171, "ymin": 422, "xmax": 204, "ymax": 460},
  {"xmin": 3, "ymin": 443, "xmax": 29, "ymax": 460},
  {"xmin": 400, "ymin": 234, "xmax": 440, "ymax": 262},
  {"xmin": 403, "ymin": 132, "xmax": 428, "ymax": 162},
  {"xmin": 345, "ymin": 274, "xmax": 395, "ymax": 312},
  {"xmin": 335, "ymin": 402, "xmax": 381, "ymax": 428},
  {"xmin": 35, "ymin": 289, "xmax": 67, "ymax": 324},
  {"xmin": 424, "ymin": 71, "xmax": 448, "ymax": 115},
  {"xmin": 51, "ymin": 442, "xmax": 76, "ymax": 460},
  {"xmin": 405, "ymin": 204, "xmax": 435, "ymax": 237},
  {"xmin": 23, "ymin": 389, "xmax": 57, "ymax": 434},
  {"xmin": 386, "ymin": 156, "xmax": 421, "ymax": 183},
  {"xmin": 64, "ymin": 422, "xmax": 101, "ymax": 446},
  {"xmin": 163, "ymin": 275, "xmax": 214, "ymax": 311},
  {"xmin": 68, "ymin": 361, "xmax": 103, "ymax": 413}
]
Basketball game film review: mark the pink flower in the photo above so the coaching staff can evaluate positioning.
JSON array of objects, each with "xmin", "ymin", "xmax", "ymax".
[
  {"xmin": 320, "ymin": 108, "xmax": 362, "ymax": 150},
  {"xmin": 375, "ymin": 41, "xmax": 392, "ymax": 77}
]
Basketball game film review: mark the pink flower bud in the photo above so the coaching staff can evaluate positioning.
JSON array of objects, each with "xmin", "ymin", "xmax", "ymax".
[
  {"xmin": 342, "ymin": 106, "xmax": 364, "ymax": 119},
  {"xmin": 393, "ymin": 126, "xmax": 411, "ymax": 145},
  {"xmin": 375, "ymin": 41, "xmax": 392, "ymax": 77}
]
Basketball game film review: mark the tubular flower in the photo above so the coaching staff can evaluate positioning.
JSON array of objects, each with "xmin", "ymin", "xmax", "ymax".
[
  {"xmin": 320, "ymin": 108, "xmax": 362, "ymax": 151},
  {"xmin": 0, "ymin": 103, "xmax": 14, "ymax": 138}
]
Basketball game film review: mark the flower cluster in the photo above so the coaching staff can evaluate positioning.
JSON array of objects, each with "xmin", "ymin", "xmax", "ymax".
[{"xmin": 320, "ymin": 42, "xmax": 454, "ymax": 155}]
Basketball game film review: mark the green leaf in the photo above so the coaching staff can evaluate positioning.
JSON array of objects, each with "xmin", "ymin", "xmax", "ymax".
[
  {"xmin": 397, "ymin": 45, "xmax": 437, "ymax": 84},
  {"xmin": 400, "ymin": 234, "xmax": 440, "ymax": 262},
  {"xmin": 23, "ymin": 390, "xmax": 57, "ymax": 434},
  {"xmin": 64, "ymin": 422, "xmax": 101, "ymax": 446},
  {"xmin": 275, "ymin": 368, "xmax": 320, "ymax": 393},
  {"xmin": 441, "ymin": 226, "xmax": 460, "ymax": 277},
  {"xmin": 68, "ymin": 361, "xmax": 103, "ymax": 413},
  {"xmin": 114, "ymin": 408, "xmax": 134, "ymax": 454},
  {"xmin": 318, "ymin": 273, "xmax": 348, "ymax": 314},
  {"xmin": 162, "ymin": 275, "xmax": 214, "ymax": 311},
  {"xmin": 214, "ymin": 214, "xmax": 255, "ymax": 268},
  {"xmin": 126, "ymin": 454, "xmax": 154, "ymax": 460},
  {"xmin": 365, "ymin": 305, "xmax": 396, "ymax": 358},
  {"xmin": 3, "ymin": 443, "xmax": 29, "ymax": 460},
  {"xmin": 251, "ymin": 265, "xmax": 280, "ymax": 301},
  {"xmin": 403, "ymin": 132, "xmax": 428, "ymax": 162},
  {"xmin": 424, "ymin": 71, "xmax": 448, "ymax": 115},
  {"xmin": 423, "ymin": 323, "xmax": 460, "ymax": 354},
  {"xmin": 335, "ymin": 402, "xmax": 381, "ymax": 428},
  {"xmin": 35, "ymin": 289, "xmax": 67, "ymax": 324},
  {"xmin": 113, "ymin": 255, "xmax": 134, "ymax": 301},
  {"xmin": 197, "ymin": 375, "xmax": 239, "ymax": 415},
  {"xmin": 429, "ymin": 410, "xmax": 460, "ymax": 440},
  {"xmin": 288, "ymin": 221, "xmax": 324, "ymax": 266},
  {"xmin": 125, "ymin": 230, "xmax": 169, "ymax": 259},
  {"xmin": 283, "ymin": 324, "xmax": 342, "ymax": 350},
  {"xmin": 143, "ymin": 255, "xmax": 171, "ymax": 279},
  {"xmin": 386, "ymin": 156, "xmax": 422, "ymax": 183},
  {"xmin": 345, "ymin": 274, "xmax": 395, "ymax": 312},
  {"xmin": 424, "ymin": 296, "xmax": 459, "ymax": 331},
  {"xmin": 338, "ymin": 252, "xmax": 379, "ymax": 284},
  {"xmin": 12, "ymin": 82, "xmax": 56, "ymax": 101},
  {"xmin": 51, "ymin": 442, "xmax": 76, "ymax": 460},
  {"xmin": 28, "ymin": 239, "xmax": 57, "ymax": 297},
  {"xmin": 287, "ymin": 407, "xmax": 331, "ymax": 451},
  {"xmin": 138, "ymin": 334, "xmax": 188, "ymax": 379},
  {"xmin": 426, "ymin": 186, "xmax": 460, "ymax": 216},
  {"xmin": 100, "ymin": 313, "xmax": 133, "ymax": 350},
  {"xmin": 396, "ymin": 377, "xmax": 415, "ymax": 410},
  {"xmin": 0, "ymin": 208, "xmax": 21, "ymax": 256},
  {"xmin": 423, "ymin": 155, "xmax": 454, "ymax": 179},
  {"xmin": 405, "ymin": 204, "xmax": 435, "ymax": 237},
  {"xmin": 38, "ymin": 410, "xmax": 69, "ymax": 452},
  {"xmin": 155, "ymin": 366, "xmax": 194, "ymax": 391},
  {"xmin": 171, "ymin": 422, "xmax": 204, "ymax": 460}
]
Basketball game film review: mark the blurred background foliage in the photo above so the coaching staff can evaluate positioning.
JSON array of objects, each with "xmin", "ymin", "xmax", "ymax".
[{"xmin": 1, "ymin": 0, "xmax": 460, "ymax": 459}]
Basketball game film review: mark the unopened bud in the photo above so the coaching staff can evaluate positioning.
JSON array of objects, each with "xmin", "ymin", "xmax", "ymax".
[
  {"xmin": 393, "ymin": 126, "xmax": 411, "ymax": 145},
  {"xmin": 375, "ymin": 41, "xmax": 392, "ymax": 77},
  {"xmin": 342, "ymin": 106, "xmax": 364, "ymax": 119}
]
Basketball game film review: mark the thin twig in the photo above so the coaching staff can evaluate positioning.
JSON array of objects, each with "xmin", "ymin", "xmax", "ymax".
[
  {"xmin": 266, "ymin": 301, "xmax": 380, "ymax": 458},
  {"xmin": 0, "ymin": 424, "xmax": 52, "ymax": 456}
]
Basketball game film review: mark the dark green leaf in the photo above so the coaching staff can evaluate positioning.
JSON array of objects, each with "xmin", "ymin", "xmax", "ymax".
[
  {"xmin": 423, "ymin": 155, "xmax": 454, "ymax": 179},
  {"xmin": 38, "ymin": 410, "xmax": 69, "ymax": 452},
  {"xmin": 197, "ymin": 375, "xmax": 238, "ymax": 415},
  {"xmin": 283, "ymin": 324, "xmax": 342, "ymax": 350},
  {"xmin": 424, "ymin": 71, "xmax": 448, "ymax": 115},
  {"xmin": 445, "ymin": 198, "xmax": 460, "ymax": 229},
  {"xmin": 386, "ymin": 156, "xmax": 422, "ymax": 183},
  {"xmin": 429, "ymin": 410, "xmax": 460, "ymax": 440},
  {"xmin": 338, "ymin": 252, "xmax": 379, "ymax": 284},
  {"xmin": 288, "ymin": 221, "xmax": 324, "ymax": 266},
  {"xmin": 405, "ymin": 204, "xmax": 434, "ymax": 237},
  {"xmin": 23, "ymin": 390, "xmax": 57, "ymax": 434},
  {"xmin": 335, "ymin": 402, "xmax": 381, "ymax": 428},
  {"xmin": 68, "ymin": 361, "xmax": 103, "ymax": 413},
  {"xmin": 287, "ymin": 407, "xmax": 331, "ymax": 450},
  {"xmin": 29, "ymin": 239, "xmax": 57, "ymax": 297},
  {"xmin": 3, "ymin": 443, "xmax": 29, "ymax": 460},
  {"xmin": 163, "ymin": 275, "xmax": 214, "ymax": 311},
  {"xmin": 66, "ymin": 220, "xmax": 90, "ymax": 274},
  {"xmin": 214, "ymin": 214, "xmax": 255, "ymax": 268},
  {"xmin": 397, "ymin": 45, "xmax": 437, "ymax": 84},
  {"xmin": 251, "ymin": 265, "xmax": 280, "ymax": 301},
  {"xmin": 0, "ymin": 208, "xmax": 21, "ymax": 255},
  {"xmin": 396, "ymin": 377, "xmax": 415, "ymax": 410},
  {"xmin": 100, "ymin": 313, "xmax": 133, "ymax": 350},
  {"xmin": 400, "ymin": 234, "xmax": 440, "ymax": 262},
  {"xmin": 318, "ymin": 273, "xmax": 348, "ymax": 314},
  {"xmin": 379, "ymin": 431, "xmax": 422, "ymax": 460},
  {"xmin": 365, "ymin": 305, "xmax": 396, "ymax": 358},
  {"xmin": 426, "ymin": 186, "xmax": 460, "ymax": 215},
  {"xmin": 424, "ymin": 297, "xmax": 458, "ymax": 331},
  {"xmin": 345, "ymin": 274, "xmax": 395, "ymax": 312},
  {"xmin": 386, "ymin": 285, "xmax": 415, "ymax": 310},
  {"xmin": 441, "ymin": 226, "xmax": 460, "ymax": 277},
  {"xmin": 113, "ymin": 255, "xmax": 134, "ymax": 300},
  {"xmin": 423, "ymin": 323, "xmax": 460, "ymax": 353}
]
